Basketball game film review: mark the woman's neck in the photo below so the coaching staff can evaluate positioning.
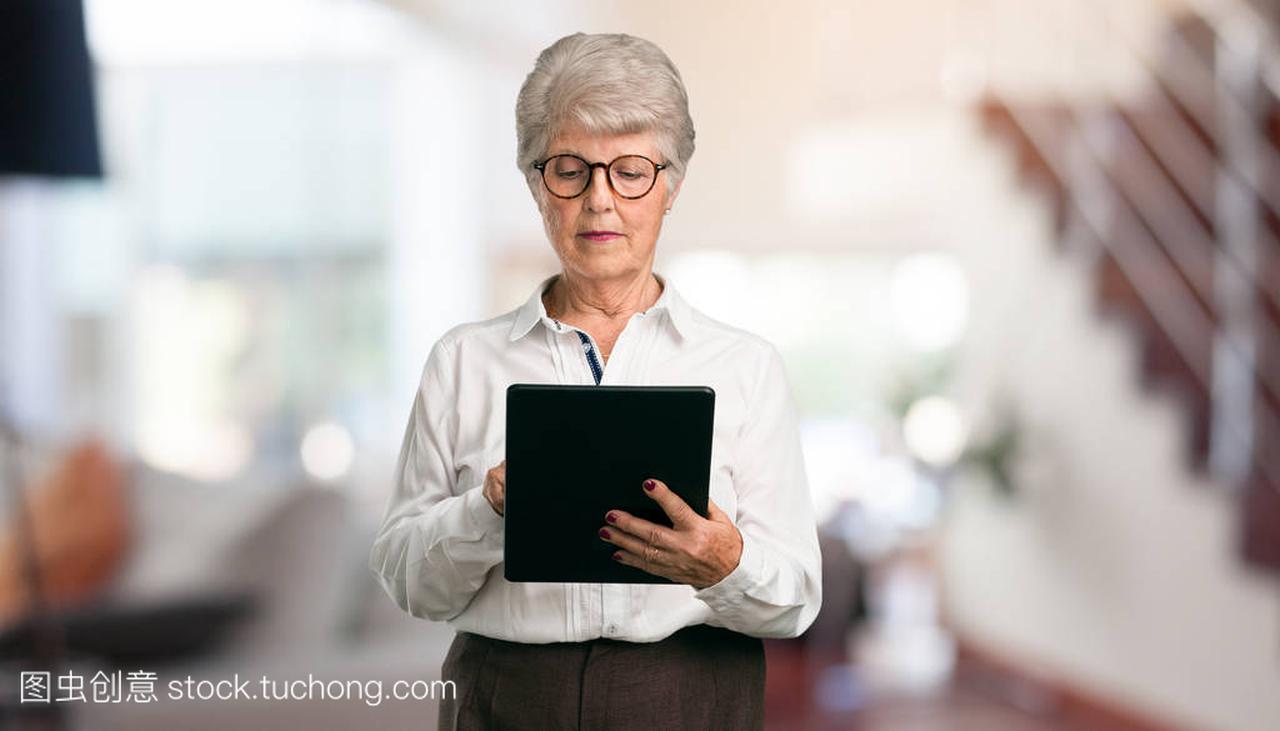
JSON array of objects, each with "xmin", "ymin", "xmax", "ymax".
[{"xmin": 543, "ymin": 271, "xmax": 662, "ymax": 327}]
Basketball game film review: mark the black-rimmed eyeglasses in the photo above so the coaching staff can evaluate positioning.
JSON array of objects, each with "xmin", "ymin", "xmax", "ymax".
[{"xmin": 533, "ymin": 154, "xmax": 668, "ymax": 200}]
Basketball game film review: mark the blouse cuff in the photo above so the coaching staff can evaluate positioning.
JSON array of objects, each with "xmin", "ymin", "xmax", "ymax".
[
  {"xmin": 692, "ymin": 529, "xmax": 763, "ymax": 612},
  {"xmin": 463, "ymin": 483, "xmax": 505, "ymax": 536}
]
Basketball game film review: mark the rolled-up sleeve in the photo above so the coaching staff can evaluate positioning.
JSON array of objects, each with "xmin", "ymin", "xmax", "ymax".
[
  {"xmin": 694, "ymin": 343, "xmax": 822, "ymax": 638},
  {"xmin": 368, "ymin": 339, "xmax": 504, "ymax": 622}
]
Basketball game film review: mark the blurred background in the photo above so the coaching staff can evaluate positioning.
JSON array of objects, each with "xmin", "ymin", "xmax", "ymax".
[{"xmin": 0, "ymin": 0, "xmax": 1278, "ymax": 729}]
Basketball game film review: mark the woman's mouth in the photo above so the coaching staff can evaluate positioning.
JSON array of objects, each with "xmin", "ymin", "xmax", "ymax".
[{"xmin": 578, "ymin": 231, "xmax": 622, "ymax": 242}]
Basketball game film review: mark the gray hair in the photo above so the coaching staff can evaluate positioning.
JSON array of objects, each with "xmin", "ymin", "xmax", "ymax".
[{"xmin": 515, "ymin": 33, "xmax": 695, "ymax": 197}]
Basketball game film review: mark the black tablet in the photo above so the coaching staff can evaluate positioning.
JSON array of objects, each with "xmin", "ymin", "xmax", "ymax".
[{"xmin": 504, "ymin": 384, "xmax": 715, "ymax": 583}]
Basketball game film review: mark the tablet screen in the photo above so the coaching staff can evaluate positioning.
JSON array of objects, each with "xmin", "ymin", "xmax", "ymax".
[{"xmin": 504, "ymin": 384, "xmax": 714, "ymax": 583}]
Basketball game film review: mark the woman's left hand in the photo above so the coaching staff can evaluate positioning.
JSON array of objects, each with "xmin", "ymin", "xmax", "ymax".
[{"xmin": 599, "ymin": 478, "xmax": 743, "ymax": 589}]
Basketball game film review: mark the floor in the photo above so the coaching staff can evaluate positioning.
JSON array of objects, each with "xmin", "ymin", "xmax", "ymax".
[{"xmin": 763, "ymin": 638, "xmax": 1097, "ymax": 731}]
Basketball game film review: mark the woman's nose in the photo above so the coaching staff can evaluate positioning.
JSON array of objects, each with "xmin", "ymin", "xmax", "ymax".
[{"xmin": 584, "ymin": 166, "xmax": 614, "ymax": 212}]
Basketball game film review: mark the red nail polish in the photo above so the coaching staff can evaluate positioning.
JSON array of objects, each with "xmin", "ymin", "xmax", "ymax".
[
  {"xmin": 612, "ymin": 552, "xmax": 623, "ymax": 561},
  {"xmin": 605, "ymin": 512, "xmax": 617, "ymax": 524},
  {"xmin": 599, "ymin": 528, "xmax": 611, "ymax": 539},
  {"xmin": 643, "ymin": 479, "xmax": 655, "ymax": 491}
]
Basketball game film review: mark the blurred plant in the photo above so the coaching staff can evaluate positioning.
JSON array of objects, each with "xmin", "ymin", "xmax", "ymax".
[
  {"xmin": 885, "ymin": 352, "xmax": 953, "ymax": 422},
  {"xmin": 959, "ymin": 403, "xmax": 1021, "ymax": 499}
]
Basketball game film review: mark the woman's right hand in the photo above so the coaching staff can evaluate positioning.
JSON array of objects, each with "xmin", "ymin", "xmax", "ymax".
[{"xmin": 482, "ymin": 460, "xmax": 506, "ymax": 516}]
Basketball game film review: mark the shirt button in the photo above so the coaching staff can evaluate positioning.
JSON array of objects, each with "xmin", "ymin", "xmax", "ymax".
[{"xmin": 606, "ymin": 624, "xmax": 618, "ymax": 635}]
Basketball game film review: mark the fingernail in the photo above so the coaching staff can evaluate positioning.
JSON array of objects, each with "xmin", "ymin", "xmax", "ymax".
[
  {"xmin": 605, "ymin": 512, "xmax": 617, "ymax": 524},
  {"xmin": 612, "ymin": 552, "xmax": 623, "ymax": 561},
  {"xmin": 598, "ymin": 528, "xmax": 611, "ymax": 539},
  {"xmin": 643, "ymin": 479, "xmax": 655, "ymax": 491}
]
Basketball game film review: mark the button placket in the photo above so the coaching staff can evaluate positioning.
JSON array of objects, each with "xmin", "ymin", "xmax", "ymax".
[
  {"xmin": 603, "ymin": 583, "xmax": 625, "ymax": 637},
  {"xmin": 548, "ymin": 317, "xmax": 599, "ymax": 385},
  {"xmin": 597, "ymin": 313, "xmax": 647, "ymax": 386}
]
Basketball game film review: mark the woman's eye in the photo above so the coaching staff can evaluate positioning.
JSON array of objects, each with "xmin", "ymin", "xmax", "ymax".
[
  {"xmin": 555, "ymin": 170, "xmax": 583, "ymax": 179},
  {"xmin": 616, "ymin": 171, "xmax": 642, "ymax": 180}
]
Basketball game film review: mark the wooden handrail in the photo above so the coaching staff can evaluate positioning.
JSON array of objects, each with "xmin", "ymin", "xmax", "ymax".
[
  {"xmin": 1080, "ymin": 1, "xmax": 1280, "ymax": 322},
  {"xmin": 1006, "ymin": 106, "xmax": 1214, "ymax": 384},
  {"xmin": 1078, "ymin": 0, "xmax": 1279, "ymax": 491},
  {"xmin": 1087, "ymin": 0, "xmax": 1280, "ymax": 220},
  {"xmin": 1103, "ymin": 114, "xmax": 1280, "ymax": 406},
  {"xmin": 1118, "ymin": 92, "xmax": 1280, "ymax": 316},
  {"xmin": 999, "ymin": 101, "xmax": 1280, "ymax": 490},
  {"xmin": 1104, "ymin": 116, "xmax": 1216, "ymax": 309}
]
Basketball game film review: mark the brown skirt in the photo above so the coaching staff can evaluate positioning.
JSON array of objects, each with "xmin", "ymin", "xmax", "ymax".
[{"xmin": 438, "ymin": 623, "xmax": 765, "ymax": 731}]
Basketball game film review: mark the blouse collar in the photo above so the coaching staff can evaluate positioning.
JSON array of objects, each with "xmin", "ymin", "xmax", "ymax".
[{"xmin": 508, "ymin": 272, "xmax": 694, "ymax": 342}]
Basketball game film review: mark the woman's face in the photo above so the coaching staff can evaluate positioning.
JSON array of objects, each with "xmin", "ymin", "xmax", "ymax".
[{"xmin": 536, "ymin": 127, "xmax": 681, "ymax": 286}]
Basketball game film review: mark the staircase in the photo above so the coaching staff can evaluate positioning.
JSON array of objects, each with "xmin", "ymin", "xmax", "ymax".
[{"xmin": 977, "ymin": 1, "xmax": 1280, "ymax": 573}]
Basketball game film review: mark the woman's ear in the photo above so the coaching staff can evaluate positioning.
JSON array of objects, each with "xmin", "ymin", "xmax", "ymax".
[
  {"xmin": 665, "ymin": 176, "xmax": 684, "ymax": 213},
  {"xmin": 528, "ymin": 175, "xmax": 547, "ymax": 211}
]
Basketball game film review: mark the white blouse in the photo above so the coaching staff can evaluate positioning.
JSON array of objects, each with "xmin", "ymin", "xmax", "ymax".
[{"xmin": 369, "ymin": 273, "xmax": 822, "ymax": 643}]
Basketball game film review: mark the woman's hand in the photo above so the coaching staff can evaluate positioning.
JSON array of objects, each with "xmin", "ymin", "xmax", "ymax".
[
  {"xmin": 482, "ymin": 460, "xmax": 506, "ymax": 516},
  {"xmin": 598, "ymin": 478, "xmax": 743, "ymax": 589}
]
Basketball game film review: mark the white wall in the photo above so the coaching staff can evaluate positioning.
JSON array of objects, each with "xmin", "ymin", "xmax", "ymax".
[{"xmin": 944, "ymin": 143, "xmax": 1280, "ymax": 731}]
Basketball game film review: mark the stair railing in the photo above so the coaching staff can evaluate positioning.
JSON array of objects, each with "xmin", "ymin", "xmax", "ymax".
[
  {"xmin": 980, "ymin": 0, "xmax": 1280, "ymax": 575},
  {"xmin": 1084, "ymin": 0, "xmax": 1280, "ymax": 488}
]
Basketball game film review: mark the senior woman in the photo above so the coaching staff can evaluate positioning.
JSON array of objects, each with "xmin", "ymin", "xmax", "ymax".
[{"xmin": 370, "ymin": 32, "xmax": 821, "ymax": 730}]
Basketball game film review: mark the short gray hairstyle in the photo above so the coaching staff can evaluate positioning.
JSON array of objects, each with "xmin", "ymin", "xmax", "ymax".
[{"xmin": 515, "ymin": 33, "xmax": 695, "ymax": 196}]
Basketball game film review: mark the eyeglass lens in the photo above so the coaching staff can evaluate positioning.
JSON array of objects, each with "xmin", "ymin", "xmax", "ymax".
[{"xmin": 543, "ymin": 155, "xmax": 657, "ymax": 199}]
